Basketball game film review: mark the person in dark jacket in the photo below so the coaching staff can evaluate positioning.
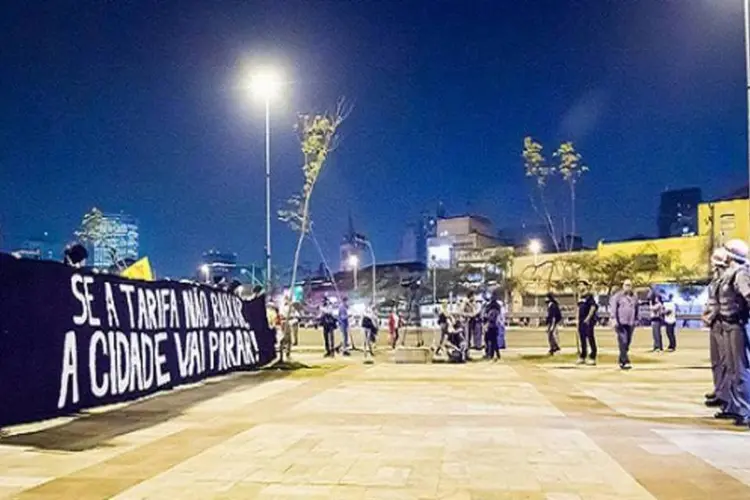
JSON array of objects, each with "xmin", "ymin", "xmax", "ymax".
[
  {"xmin": 578, "ymin": 282, "xmax": 600, "ymax": 366},
  {"xmin": 483, "ymin": 293, "xmax": 504, "ymax": 360},
  {"xmin": 545, "ymin": 293, "xmax": 563, "ymax": 356},
  {"xmin": 318, "ymin": 299, "xmax": 338, "ymax": 358}
]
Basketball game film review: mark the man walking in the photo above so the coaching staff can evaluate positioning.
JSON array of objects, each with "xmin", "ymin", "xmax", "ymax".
[
  {"xmin": 577, "ymin": 283, "xmax": 599, "ymax": 365},
  {"xmin": 715, "ymin": 240, "xmax": 750, "ymax": 427},
  {"xmin": 704, "ymin": 248, "xmax": 730, "ymax": 410},
  {"xmin": 610, "ymin": 279, "xmax": 638, "ymax": 370},
  {"xmin": 545, "ymin": 292, "xmax": 562, "ymax": 356}
]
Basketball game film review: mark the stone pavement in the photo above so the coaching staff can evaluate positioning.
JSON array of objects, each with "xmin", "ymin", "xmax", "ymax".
[{"xmin": 2, "ymin": 329, "xmax": 750, "ymax": 499}]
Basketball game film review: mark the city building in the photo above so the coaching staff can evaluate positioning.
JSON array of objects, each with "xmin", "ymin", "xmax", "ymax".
[
  {"xmin": 657, "ymin": 187, "xmax": 702, "ymax": 238},
  {"xmin": 11, "ymin": 232, "xmax": 63, "ymax": 261},
  {"xmin": 426, "ymin": 214, "xmax": 499, "ymax": 268},
  {"xmin": 91, "ymin": 213, "xmax": 139, "ymax": 269},
  {"xmin": 197, "ymin": 249, "xmax": 264, "ymax": 286}
]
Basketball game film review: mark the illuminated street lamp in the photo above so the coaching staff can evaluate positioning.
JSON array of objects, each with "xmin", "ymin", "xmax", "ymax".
[
  {"xmin": 348, "ymin": 254, "xmax": 359, "ymax": 290},
  {"xmin": 528, "ymin": 239, "xmax": 542, "ymax": 264},
  {"xmin": 250, "ymin": 67, "xmax": 283, "ymax": 288},
  {"xmin": 200, "ymin": 264, "xmax": 210, "ymax": 283}
]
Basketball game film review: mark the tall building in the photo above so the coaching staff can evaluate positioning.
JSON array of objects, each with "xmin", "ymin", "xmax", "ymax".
[
  {"xmin": 426, "ymin": 214, "xmax": 499, "ymax": 268},
  {"xmin": 197, "ymin": 249, "xmax": 264, "ymax": 285},
  {"xmin": 658, "ymin": 188, "xmax": 702, "ymax": 238},
  {"xmin": 91, "ymin": 213, "xmax": 139, "ymax": 269}
]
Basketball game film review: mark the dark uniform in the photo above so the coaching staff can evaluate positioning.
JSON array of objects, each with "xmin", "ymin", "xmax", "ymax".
[{"xmin": 716, "ymin": 264, "xmax": 750, "ymax": 424}]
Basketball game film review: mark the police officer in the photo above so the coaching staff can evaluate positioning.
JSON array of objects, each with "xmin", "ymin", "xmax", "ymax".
[
  {"xmin": 704, "ymin": 248, "xmax": 730, "ymax": 409},
  {"xmin": 715, "ymin": 239, "xmax": 750, "ymax": 426}
]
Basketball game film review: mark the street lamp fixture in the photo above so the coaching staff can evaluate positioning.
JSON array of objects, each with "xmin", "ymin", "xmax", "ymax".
[
  {"xmin": 528, "ymin": 239, "xmax": 542, "ymax": 257},
  {"xmin": 347, "ymin": 254, "xmax": 359, "ymax": 269},
  {"xmin": 250, "ymin": 69, "xmax": 282, "ymax": 102}
]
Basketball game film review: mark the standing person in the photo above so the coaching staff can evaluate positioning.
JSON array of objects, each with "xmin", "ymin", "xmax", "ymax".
[
  {"xmin": 577, "ymin": 283, "xmax": 599, "ymax": 365},
  {"xmin": 388, "ymin": 307, "xmax": 401, "ymax": 349},
  {"xmin": 472, "ymin": 295, "xmax": 484, "ymax": 351},
  {"xmin": 338, "ymin": 297, "xmax": 351, "ymax": 356},
  {"xmin": 715, "ymin": 240, "xmax": 750, "ymax": 426},
  {"xmin": 704, "ymin": 248, "xmax": 730, "ymax": 409},
  {"xmin": 483, "ymin": 292, "xmax": 505, "ymax": 360},
  {"xmin": 361, "ymin": 302, "xmax": 378, "ymax": 361},
  {"xmin": 649, "ymin": 294, "xmax": 665, "ymax": 352},
  {"xmin": 545, "ymin": 293, "xmax": 563, "ymax": 356},
  {"xmin": 319, "ymin": 299, "xmax": 337, "ymax": 358},
  {"xmin": 290, "ymin": 303, "xmax": 301, "ymax": 346},
  {"xmin": 462, "ymin": 292, "xmax": 477, "ymax": 350},
  {"xmin": 610, "ymin": 279, "xmax": 639, "ymax": 370},
  {"xmin": 663, "ymin": 294, "xmax": 677, "ymax": 352}
]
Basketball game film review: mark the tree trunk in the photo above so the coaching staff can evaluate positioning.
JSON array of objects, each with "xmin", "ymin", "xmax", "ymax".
[
  {"xmin": 569, "ymin": 181, "xmax": 576, "ymax": 253},
  {"xmin": 282, "ymin": 192, "xmax": 313, "ymax": 362}
]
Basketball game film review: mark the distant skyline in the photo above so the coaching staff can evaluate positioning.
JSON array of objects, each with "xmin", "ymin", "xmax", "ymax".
[{"xmin": 2, "ymin": 0, "xmax": 749, "ymax": 277}]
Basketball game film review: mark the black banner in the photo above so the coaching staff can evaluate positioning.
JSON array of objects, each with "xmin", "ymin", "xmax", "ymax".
[{"xmin": 0, "ymin": 254, "xmax": 276, "ymax": 427}]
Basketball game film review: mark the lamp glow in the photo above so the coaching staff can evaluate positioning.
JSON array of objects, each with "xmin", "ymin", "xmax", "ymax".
[
  {"xmin": 250, "ymin": 69, "xmax": 282, "ymax": 101},
  {"xmin": 528, "ymin": 239, "xmax": 542, "ymax": 255}
]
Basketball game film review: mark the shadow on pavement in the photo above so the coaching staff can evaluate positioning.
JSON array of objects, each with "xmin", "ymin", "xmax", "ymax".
[{"xmin": 0, "ymin": 369, "xmax": 294, "ymax": 453}]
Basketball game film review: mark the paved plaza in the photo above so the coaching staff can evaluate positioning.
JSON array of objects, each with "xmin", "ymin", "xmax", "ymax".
[{"xmin": 2, "ymin": 328, "xmax": 750, "ymax": 499}]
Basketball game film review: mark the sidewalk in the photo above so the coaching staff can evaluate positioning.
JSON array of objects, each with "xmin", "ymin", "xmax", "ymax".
[{"xmin": 1, "ymin": 332, "xmax": 749, "ymax": 499}]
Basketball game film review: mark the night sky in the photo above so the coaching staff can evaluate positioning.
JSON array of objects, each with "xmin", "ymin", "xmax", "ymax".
[{"xmin": 1, "ymin": 0, "xmax": 748, "ymax": 277}]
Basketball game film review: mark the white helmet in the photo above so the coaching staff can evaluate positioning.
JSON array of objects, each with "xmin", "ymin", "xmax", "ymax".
[
  {"xmin": 724, "ymin": 239, "xmax": 749, "ymax": 264},
  {"xmin": 711, "ymin": 247, "xmax": 729, "ymax": 269}
]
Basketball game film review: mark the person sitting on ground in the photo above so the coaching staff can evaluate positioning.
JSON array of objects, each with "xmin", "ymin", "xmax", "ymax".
[
  {"xmin": 434, "ymin": 301, "xmax": 450, "ymax": 355},
  {"xmin": 445, "ymin": 316, "xmax": 468, "ymax": 363}
]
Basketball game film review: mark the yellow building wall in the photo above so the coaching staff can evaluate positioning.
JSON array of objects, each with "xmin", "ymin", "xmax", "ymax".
[
  {"xmin": 596, "ymin": 235, "xmax": 710, "ymax": 282},
  {"xmin": 697, "ymin": 198, "xmax": 749, "ymax": 247}
]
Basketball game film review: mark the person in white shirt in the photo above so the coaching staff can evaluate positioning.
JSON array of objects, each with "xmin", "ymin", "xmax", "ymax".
[{"xmin": 663, "ymin": 294, "xmax": 678, "ymax": 352}]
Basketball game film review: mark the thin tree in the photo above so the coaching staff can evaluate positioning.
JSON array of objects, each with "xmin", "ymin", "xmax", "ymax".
[
  {"xmin": 278, "ymin": 99, "xmax": 351, "ymax": 359},
  {"xmin": 554, "ymin": 142, "xmax": 588, "ymax": 252},
  {"xmin": 522, "ymin": 137, "xmax": 560, "ymax": 252}
]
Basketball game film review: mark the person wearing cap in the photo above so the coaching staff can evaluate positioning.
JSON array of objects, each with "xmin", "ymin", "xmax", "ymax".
[
  {"xmin": 545, "ymin": 292, "xmax": 563, "ymax": 356},
  {"xmin": 610, "ymin": 279, "xmax": 638, "ymax": 370},
  {"xmin": 714, "ymin": 239, "xmax": 750, "ymax": 426},
  {"xmin": 704, "ymin": 247, "xmax": 731, "ymax": 410},
  {"xmin": 577, "ymin": 282, "xmax": 599, "ymax": 365}
]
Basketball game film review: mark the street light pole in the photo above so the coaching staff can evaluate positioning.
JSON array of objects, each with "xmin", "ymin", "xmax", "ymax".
[
  {"xmin": 353, "ymin": 265, "xmax": 358, "ymax": 291},
  {"xmin": 264, "ymin": 97, "xmax": 272, "ymax": 289},
  {"xmin": 364, "ymin": 240, "xmax": 376, "ymax": 304},
  {"xmin": 430, "ymin": 256, "xmax": 437, "ymax": 304}
]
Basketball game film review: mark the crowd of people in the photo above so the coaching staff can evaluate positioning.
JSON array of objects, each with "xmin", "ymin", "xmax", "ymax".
[
  {"xmin": 265, "ymin": 237, "xmax": 750, "ymax": 426},
  {"xmin": 543, "ymin": 278, "xmax": 682, "ymax": 370}
]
